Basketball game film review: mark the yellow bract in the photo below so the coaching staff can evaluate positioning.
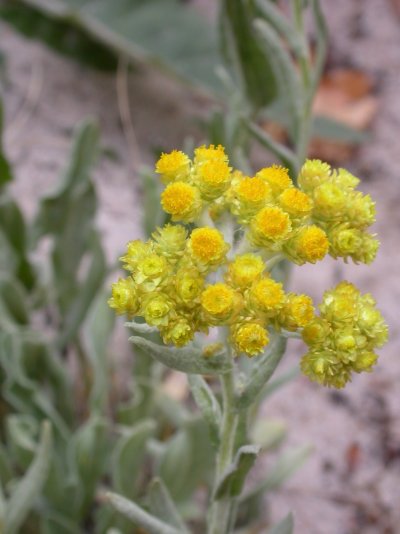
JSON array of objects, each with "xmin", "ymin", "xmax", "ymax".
[
  {"xmin": 227, "ymin": 254, "xmax": 265, "ymax": 288},
  {"xmin": 250, "ymin": 206, "xmax": 292, "ymax": 246},
  {"xmin": 256, "ymin": 165, "xmax": 292, "ymax": 195},
  {"xmin": 155, "ymin": 150, "xmax": 190, "ymax": 182},
  {"xmin": 279, "ymin": 188, "xmax": 312, "ymax": 218},
  {"xmin": 232, "ymin": 323, "xmax": 269, "ymax": 357},
  {"xmin": 250, "ymin": 278, "xmax": 285, "ymax": 314},
  {"xmin": 201, "ymin": 283, "xmax": 235, "ymax": 321},
  {"xmin": 161, "ymin": 182, "xmax": 202, "ymax": 222},
  {"xmin": 188, "ymin": 227, "xmax": 229, "ymax": 267}
]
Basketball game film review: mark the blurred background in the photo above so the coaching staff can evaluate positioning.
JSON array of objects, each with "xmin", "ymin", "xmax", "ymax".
[{"xmin": 0, "ymin": 0, "xmax": 399, "ymax": 533}]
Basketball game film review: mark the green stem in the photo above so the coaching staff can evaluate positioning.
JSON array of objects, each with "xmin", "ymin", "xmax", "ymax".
[{"xmin": 208, "ymin": 368, "xmax": 239, "ymax": 534}]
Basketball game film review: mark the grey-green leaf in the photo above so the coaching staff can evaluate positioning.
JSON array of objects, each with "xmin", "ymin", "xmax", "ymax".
[
  {"xmin": 103, "ymin": 491, "xmax": 183, "ymax": 534},
  {"xmin": 130, "ymin": 336, "xmax": 232, "ymax": 375},
  {"xmin": 4, "ymin": 421, "xmax": 52, "ymax": 534},
  {"xmin": 188, "ymin": 375, "xmax": 221, "ymax": 447},
  {"xmin": 112, "ymin": 420, "xmax": 156, "ymax": 500},
  {"xmin": 148, "ymin": 478, "xmax": 189, "ymax": 533},
  {"xmin": 215, "ymin": 445, "xmax": 260, "ymax": 499},
  {"xmin": 236, "ymin": 336, "xmax": 287, "ymax": 410},
  {"xmin": 240, "ymin": 445, "xmax": 312, "ymax": 503}
]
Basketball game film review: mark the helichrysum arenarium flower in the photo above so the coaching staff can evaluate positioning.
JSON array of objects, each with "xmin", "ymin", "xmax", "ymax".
[{"xmin": 109, "ymin": 146, "xmax": 387, "ymax": 388}]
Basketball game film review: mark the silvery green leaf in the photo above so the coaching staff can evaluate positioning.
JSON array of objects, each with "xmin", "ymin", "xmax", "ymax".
[
  {"xmin": 259, "ymin": 366, "xmax": 299, "ymax": 400},
  {"xmin": 4, "ymin": 421, "xmax": 52, "ymax": 534},
  {"xmin": 112, "ymin": 420, "xmax": 156, "ymax": 500},
  {"xmin": 254, "ymin": 0, "xmax": 303, "ymax": 56},
  {"xmin": 83, "ymin": 291, "xmax": 115, "ymax": 413},
  {"xmin": 240, "ymin": 445, "xmax": 312, "ymax": 503},
  {"xmin": 125, "ymin": 320, "xmax": 158, "ymax": 335},
  {"xmin": 312, "ymin": 115, "xmax": 368, "ymax": 144},
  {"xmin": 6, "ymin": 415, "xmax": 38, "ymax": 469},
  {"xmin": 103, "ymin": 491, "xmax": 182, "ymax": 534},
  {"xmin": 254, "ymin": 18, "xmax": 302, "ymax": 138},
  {"xmin": 188, "ymin": 375, "xmax": 221, "ymax": 448},
  {"xmin": 236, "ymin": 336, "xmax": 287, "ymax": 410},
  {"xmin": 69, "ymin": 416, "xmax": 108, "ymax": 513},
  {"xmin": 269, "ymin": 512, "xmax": 294, "ymax": 534},
  {"xmin": 220, "ymin": 0, "xmax": 277, "ymax": 109},
  {"xmin": 3, "ymin": 0, "xmax": 221, "ymax": 96},
  {"xmin": 130, "ymin": 336, "xmax": 232, "ymax": 375},
  {"xmin": 215, "ymin": 445, "xmax": 260, "ymax": 499},
  {"xmin": 310, "ymin": 0, "xmax": 328, "ymax": 93},
  {"xmin": 157, "ymin": 418, "xmax": 214, "ymax": 502},
  {"xmin": 148, "ymin": 478, "xmax": 189, "ymax": 533},
  {"xmin": 251, "ymin": 419, "xmax": 287, "ymax": 451}
]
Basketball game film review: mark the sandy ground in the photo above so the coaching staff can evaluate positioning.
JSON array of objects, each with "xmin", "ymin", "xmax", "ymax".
[{"xmin": 1, "ymin": 0, "xmax": 399, "ymax": 533}]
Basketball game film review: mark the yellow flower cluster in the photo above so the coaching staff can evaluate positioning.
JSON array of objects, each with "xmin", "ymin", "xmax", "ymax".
[
  {"xmin": 109, "ymin": 223, "xmax": 314, "ymax": 356},
  {"xmin": 156, "ymin": 148, "xmax": 378, "ymax": 266},
  {"xmin": 108, "ymin": 145, "xmax": 387, "ymax": 389},
  {"xmin": 301, "ymin": 282, "xmax": 388, "ymax": 388}
]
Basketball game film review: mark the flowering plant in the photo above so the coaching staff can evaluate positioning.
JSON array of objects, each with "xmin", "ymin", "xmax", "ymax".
[{"xmin": 107, "ymin": 145, "xmax": 387, "ymax": 532}]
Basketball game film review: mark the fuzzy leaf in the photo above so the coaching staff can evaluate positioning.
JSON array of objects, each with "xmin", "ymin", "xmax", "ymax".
[
  {"xmin": 187, "ymin": 375, "xmax": 221, "ymax": 448},
  {"xmin": 148, "ymin": 478, "xmax": 189, "ymax": 533},
  {"xmin": 236, "ymin": 336, "xmax": 287, "ymax": 410},
  {"xmin": 4, "ymin": 421, "xmax": 52, "ymax": 534},
  {"xmin": 254, "ymin": 18, "xmax": 302, "ymax": 138},
  {"xmin": 240, "ymin": 445, "xmax": 312, "ymax": 504},
  {"xmin": 103, "ymin": 491, "xmax": 183, "ymax": 534},
  {"xmin": 130, "ymin": 336, "xmax": 232, "ymax": 375},
  {"xmin": 220, "ymin": 0, "xmax": 277, "ymax": 108},
  {"xmin": 112, "ymin": 420, "xmax": 156, "ymax": 500},
  {"xmin": 3, "ymin": 0, "xmax": 221, "ymax": 96},
  {"xmin": 215, "ymin": 445, "xmax": 260, "ymax": 499}
]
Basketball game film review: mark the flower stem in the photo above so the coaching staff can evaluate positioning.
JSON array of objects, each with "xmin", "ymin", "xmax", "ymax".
[{"xmin": 208, "ymin": 367, "xmax": 239, "ymax": 534}]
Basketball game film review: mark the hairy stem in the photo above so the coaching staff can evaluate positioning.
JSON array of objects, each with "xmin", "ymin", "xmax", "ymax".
[{"xmin": 208, "ymin": 367, "xmax": 239, "ymax": 534}]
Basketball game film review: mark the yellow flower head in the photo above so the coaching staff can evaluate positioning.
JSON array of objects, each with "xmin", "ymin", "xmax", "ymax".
[
  {"xmin": 301, "ymin": 349, "xmax": 350, "ymax": 388},
  {"xmin": 332, "ymin": 168, "xmax": 360, "ymax": 190},
  {"xmin": 161, "ymin": 318, "xmax": 194, "ymax": 347},
  {"xmin": 188, "ymin": 227, "xmax": 229, "ymax": 269},
  {"xmin": 134, "ymin": 253, "xmax": 170, "ymax": 290},
  {"xmin": 152, "ymin": 224, "xmax": 188, "ymax": 263},
  {"xmin": 312, "ymin": 182, "xmax": 347, "ymax": 220},
  {"xmin": 256, "ymin": 165, "xmax": 292, "ymax": 195},
  {"xmin": 108, "ymin": 277, "xmax": 139, "ymax": 316},
  {"xmin": 353, "ymin": 351, "xmax": 378, "ymax": 373},
  {"xmin": 175, "ymin": 268, "xmax": 204, "ymax": 305},
  {"xmin": 201, "ymin": 283, "xmax": 236, "ymax": 323},
  {"xmin": 319, "ymin": 286, "xmax": 358, "ymax": 325},
  {"xmin": 279, "ymin": 188, "xmax": 312, "ymax": 219},
  {"xmin": 227, "ymin": 253, "xmax": 265, "ymax": 288},
  {"xmin": 302, "ymin": 317, "xmax": 331, "ymax": 346},
  {"xmin": 250, "ymin": 278, "xmax": 285, "ymax": 315},
  {"xmin": 236, "ymin": 176, "xmax": 271, "ymax": 204},
  {"xmin": 298, "ymin": 159, "xmax": 331, "ymax": 193},
  {"xmin": 120, "ymin": 240, "xmax": 151, "ymax": 272},
  {"xmin": 195, "ymin": 159, "xmax": 231, "ymax": 200},
  {"xmin": 232, "ymin": 323, "xmax": 269, "ymax": 357},
  {"xmin": 346, "ymin": 191, "xmax": 376, "ymax": 229},
  {"xmin": 142, "ymin": 293, "xmax": 173, "ymax": 327},
  {"xmin": 194, "ymin": 144, "xmax": 228, "ymax": 164},
  {"xmin": 155, "ymin": 150, "xmax": 190, "ymax": 183},
  {"xmin": 161, "ymin": 182, "xmax": 202, "ymax": 222},
  {"xmin": 285, "ymin": 225, "xmax": 329, "ymax": 265},
  {"xmin": 280, "ymin": 293, "xmax": 315, "ymax": 331},
  {"xmin": 250, "ymin": 206, "xmax": 292, "ymax": 248}
]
